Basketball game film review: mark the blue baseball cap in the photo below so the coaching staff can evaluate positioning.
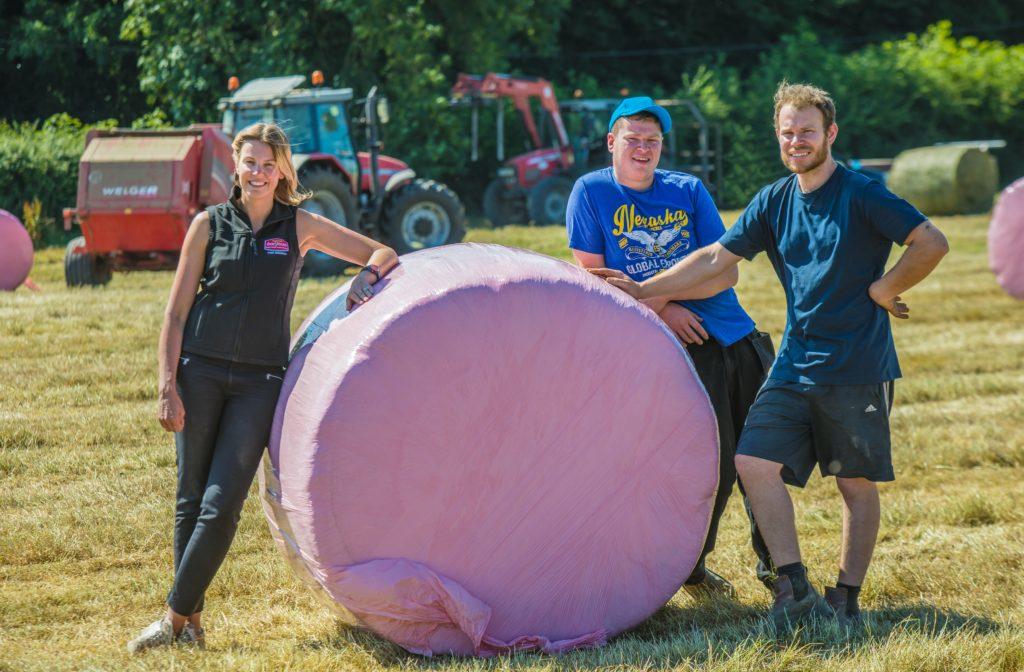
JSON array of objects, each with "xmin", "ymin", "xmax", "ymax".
[{"xmin": 607, "ymin": 96, "xmax": 672, "ymax": 133}]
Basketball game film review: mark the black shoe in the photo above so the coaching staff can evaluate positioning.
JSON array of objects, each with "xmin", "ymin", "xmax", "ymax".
[
  {"xmin": 770, "ymin": 575, "xmax": 830, "ymax": 630},
  {"xmin": 824, "ymin": 586, "xmax": 862, "ymax": 626}
]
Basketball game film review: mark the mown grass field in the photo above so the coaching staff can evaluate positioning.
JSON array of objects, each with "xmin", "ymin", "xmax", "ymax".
[{"xmin": 1, "ymin": 213, "xmax": 1022, "ymax": 671}]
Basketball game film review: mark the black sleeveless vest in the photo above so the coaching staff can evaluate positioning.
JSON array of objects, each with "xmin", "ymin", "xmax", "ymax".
[{"xmin": 182, "ymin": 190, "xmax": 303, "ymax": 367}]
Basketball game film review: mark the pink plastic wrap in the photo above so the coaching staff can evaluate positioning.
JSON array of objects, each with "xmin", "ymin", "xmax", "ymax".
[
  {"xmin": 0, "ymin": 210, "xmax": 33, "ymax": 291},
  {"xmin": 990, "ymin": 178, "xmax": 1024, "ymax": 300},
  {"xmin": 260, "ymin": 243, "xmax": 719, "ymax": 656}
]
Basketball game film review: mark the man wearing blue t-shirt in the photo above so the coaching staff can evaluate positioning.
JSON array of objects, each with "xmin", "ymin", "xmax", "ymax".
[
  {"xmin": 567, "ymin": 97, "xmax": 777, "ymax": 599},
  {"xmin": 592, "ymin": 83, "xmax": 949, "ymax": 629}
]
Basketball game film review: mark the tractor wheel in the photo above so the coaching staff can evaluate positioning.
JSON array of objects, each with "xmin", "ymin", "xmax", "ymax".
[
  {"xmin": 64, "ymin": 236, "xmax": 111, "ymax": 287},
  {"xmin": 483, "ymin": 179, "xmax": 527, "ymax": 227},
  {"xmin": 527, "ymin": 176, "xmax": 573, "ymax": 226},
  {"xmin": 382, "ymin": 179, "xmax": 466, "ymax": 255},
  {"xmin": 299, "ymin": 166, "xmax": 359, "ymax": 277}
]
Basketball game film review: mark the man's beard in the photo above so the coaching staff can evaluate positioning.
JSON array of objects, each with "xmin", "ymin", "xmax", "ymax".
[{"xmin": 781, "ymin": 142, "xmax": 829, "ymax": 174}]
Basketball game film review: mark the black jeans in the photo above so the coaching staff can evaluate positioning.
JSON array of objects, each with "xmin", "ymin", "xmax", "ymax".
[
  {"xmin": 685, "ymin": 330, "xmax": 776, "ymax": 588},
  {"xmin": 166, "ymin": 354, "xmax": 284, "ymax": 616}
]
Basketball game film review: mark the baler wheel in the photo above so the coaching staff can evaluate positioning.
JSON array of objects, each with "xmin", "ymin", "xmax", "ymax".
[
  {"xmin": 527, "ymin": 176, "xmax": 573, "ymax": 226},
  {"xmin": 483, "ymin": 179, "xmax": 527, "ymax": 228},
  {"xmin": 64, "ymin": 236, "xmax": 112, "ymax": 287}
]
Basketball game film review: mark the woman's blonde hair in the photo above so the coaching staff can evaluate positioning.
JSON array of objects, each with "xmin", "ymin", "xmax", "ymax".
[{"xmin": 231, "ymin": 123, "xmax": 308, "ymax": 206}]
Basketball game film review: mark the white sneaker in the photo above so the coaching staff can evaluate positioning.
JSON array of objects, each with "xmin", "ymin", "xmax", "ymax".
[
  {"xmin": 177, "ymin": 622, "xmax": 206, "ymax": 649},
  {"xmin": 127, "ymin": 617, "xmax": 175, "ymax": 654}
]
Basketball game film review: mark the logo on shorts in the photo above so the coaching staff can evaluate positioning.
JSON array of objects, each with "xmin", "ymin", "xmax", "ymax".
[
  {"xmin": 864, "ymin": 404, "xmax": 877, "ymax": 413},
  {"xmin": 264, "ymin": 238, "xmax": 289, "ymax": 255}
]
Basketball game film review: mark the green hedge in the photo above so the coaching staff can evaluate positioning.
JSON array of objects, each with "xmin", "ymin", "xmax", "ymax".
[
  {"xmin": 0, "ymin": 114, "xmax": 96, "ymax": 246},
  {"xmin": 676, "ymin": 22, "xmax": 1024, "ymax": 209},
  {"xmin": 4, "ymin": 22, "xmax": 1022, "ymax": 234}
]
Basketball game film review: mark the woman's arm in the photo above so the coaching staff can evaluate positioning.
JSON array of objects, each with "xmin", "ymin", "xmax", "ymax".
[
  {"xmin": 297, "ymin": 208, "xmax": 398, "ymax": 269},
  {"xmin": 297, "ymin": 208, "xmax": 399, "ymax": 307},
  {"xmin": 157, "ymin": 212, "xmax": 210, "ymax": 432}
]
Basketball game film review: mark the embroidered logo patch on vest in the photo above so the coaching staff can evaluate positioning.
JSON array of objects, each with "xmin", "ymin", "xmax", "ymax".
[{"xmin": 264, "ymin": 238, "xmax": 289, "ymax": 255}]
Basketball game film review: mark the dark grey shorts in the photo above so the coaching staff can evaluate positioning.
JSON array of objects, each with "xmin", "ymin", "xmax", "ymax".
[{"xmin": 736, "ymin": 379, "xmax": 895, "ymax": 487}]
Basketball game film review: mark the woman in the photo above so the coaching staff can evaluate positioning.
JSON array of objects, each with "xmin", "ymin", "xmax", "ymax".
[{"xmin": 128, "ymin": 123, "xmax": 398, "ymax": 653}]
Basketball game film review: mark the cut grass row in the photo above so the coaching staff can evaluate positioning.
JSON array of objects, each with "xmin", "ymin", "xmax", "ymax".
[{"xmin": 0, "ymin": 213, "xmax": 1021, "ymax": 671}]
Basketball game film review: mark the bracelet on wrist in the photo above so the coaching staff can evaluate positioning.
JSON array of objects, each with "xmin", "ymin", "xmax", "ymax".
[{"xmin": 361, "ymin": 264, "xmax": 381, "ymax": 281}]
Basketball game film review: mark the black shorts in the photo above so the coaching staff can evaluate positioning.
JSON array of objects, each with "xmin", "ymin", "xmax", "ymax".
[{"xmin": 736, "ymin": 379, "xmax": 895, "ymax": 487}]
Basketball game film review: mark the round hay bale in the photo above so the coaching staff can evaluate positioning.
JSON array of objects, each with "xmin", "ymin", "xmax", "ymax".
[
  {"xmin": 887, "ymin": 145, "xmax": 999, "ymax": 216},
  {"xmin": 0, "ymin": 209, "xmax": 33, "ymax": 291},
  {"xmin": 989, "ymin": 177, "xmax": 1024, "ymax": 300},
  {"xmin": 260, "ymin": 243, "xmax": 719, "ymax": 656}
]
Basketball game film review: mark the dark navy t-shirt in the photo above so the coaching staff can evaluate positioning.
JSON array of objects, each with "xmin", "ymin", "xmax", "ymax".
[
  {"xmin": 567, "ymin": 167, "xmax": 756, "ymax": 347},
  {"xmin": 720, "ymin": 164, "xmax": 926, "ymax": 385}
]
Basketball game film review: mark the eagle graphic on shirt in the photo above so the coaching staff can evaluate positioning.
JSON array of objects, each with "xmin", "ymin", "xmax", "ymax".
[
  {"xmin": 622, "ymin": 228, "xmax": 679, "ymax": 254},
  {"xmin": 612, "ymin": 203, "xmax": 692, "ymax": 264}
]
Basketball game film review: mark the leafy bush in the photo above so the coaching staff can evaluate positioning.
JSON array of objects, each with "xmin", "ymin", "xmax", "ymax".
[
  {"xmin": 5, "ymin": 20, "xmax": 1021, "ymax": 230},
  {"xmin": 0, "ymin": 114, "xmax": 97, "ymax": 245},
  {"xmin": 676, "ymin": 22, "xmax": 1024, "ymax": 209}
]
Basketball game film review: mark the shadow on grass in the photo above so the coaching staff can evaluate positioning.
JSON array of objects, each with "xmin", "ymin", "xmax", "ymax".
[{"xmin": 296, "ymin": 599, "xmax": 1007, "ymax": 670}]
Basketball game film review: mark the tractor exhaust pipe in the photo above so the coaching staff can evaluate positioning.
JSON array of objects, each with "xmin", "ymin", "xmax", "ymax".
[{"xmin": 365, "ymin": 86, "xmax": 383, "ymax": 207}]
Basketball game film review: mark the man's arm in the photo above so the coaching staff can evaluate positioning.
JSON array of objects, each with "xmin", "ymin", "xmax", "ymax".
[
  {"xmin": 677, "ymin": 179, "xmax": 740, "ymax": 299},
  {"xmin": 573, "ymin": 249, "xmax": 668, "ymax": 312},
  {"xmin": 868, "ymin": 221, "xmax": 949, "ymax": 319},
  {"xmin": 572, "ymin": 249, "xmax": 710, "ymax": 344},
  {"xmin": 671, "ymin": 264, "xmax": 738, "ymax": 299},
  {"xmin": 591, "ymin": 242, "xmax": 743, "ymax": 301}
]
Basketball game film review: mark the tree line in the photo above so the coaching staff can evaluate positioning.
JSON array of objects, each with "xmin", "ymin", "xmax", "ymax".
[{"xmin": 2, "ymin": 0, "xmax": 1022, "ymax": 229}]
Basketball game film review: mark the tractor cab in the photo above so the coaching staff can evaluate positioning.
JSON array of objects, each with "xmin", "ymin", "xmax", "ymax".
[
  {"xmin": 219, "ymin": 75, "xmax": 361, "ymax": 187},
  {"xmin": 220, "ymin": 74, "xmax": 464, "ymax": 268}
]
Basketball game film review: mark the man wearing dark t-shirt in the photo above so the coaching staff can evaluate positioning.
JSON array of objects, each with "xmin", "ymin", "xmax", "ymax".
[{"xmin": 590, "ymin": 83, "xmax": 948, "ymax": 629}]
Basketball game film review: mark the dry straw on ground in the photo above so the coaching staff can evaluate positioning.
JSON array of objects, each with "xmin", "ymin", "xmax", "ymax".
[{"xmin": 1, "ymin": 213, "xmax": 1022, "ymax": 671}]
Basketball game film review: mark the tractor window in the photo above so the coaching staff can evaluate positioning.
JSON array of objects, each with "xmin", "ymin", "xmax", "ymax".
[
  {"xmin": 227, "ymin": 107, "xmax": 272, "ymax": 136},
  {"xmin": 276, "ymin": 105, "xmax": 316, "ymax": 154},
  {"xmin": 316, "ymin": 104, "xmax": 358, "ymax": 177}
]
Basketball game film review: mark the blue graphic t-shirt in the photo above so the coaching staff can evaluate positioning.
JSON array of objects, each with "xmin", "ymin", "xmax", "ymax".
[
  {"xmin": 719, "ymin": 164, "xmax": 926, "ymax": 385},
  {"xmin": 567, "ymin": 167, "xmax": 755, "ymax": 347}
]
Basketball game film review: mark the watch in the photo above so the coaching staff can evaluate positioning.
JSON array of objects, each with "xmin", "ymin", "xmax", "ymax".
[{"xmin": 361, "ymin": 264, "xmax": 381, "ymax": 281}]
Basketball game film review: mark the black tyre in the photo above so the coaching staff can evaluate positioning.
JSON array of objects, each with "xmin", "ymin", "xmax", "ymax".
[
  {"xmin": 299, "ymin": 166, "xmax": 359, "ymax": 277},
  {"xmin": 382, "ymin": 179, "xmax": 466, "ymax": 255},
  {"xmin": 64, "ymin": 236, "xmax": 111, "ymax": 287},
  {"xmin": 483, "ymin": 179, "xmax": 527, "ymax": 227},
  {"xmin": 527, "ymin": 176, "xmax": 573, "ymax": 226}
]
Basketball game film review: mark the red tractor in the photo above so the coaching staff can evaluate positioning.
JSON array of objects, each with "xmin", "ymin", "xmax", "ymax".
[
  {"xmin": 451, "ymin": 73, "xmax": 721, "ymax": 227},
  {"xmin": 451, "ymin": 73, "xmax": 573, "ymax": 227},
  {"xmin": 63, "ymin": 74, "xmax": 466, "ymax": 285}
]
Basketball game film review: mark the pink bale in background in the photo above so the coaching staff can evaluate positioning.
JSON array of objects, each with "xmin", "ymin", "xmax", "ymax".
[
  {"xmin": 0, "ymin": 210, "xmax": 33, "ymax": 291},
  {"xmin": 990, "ymin": 178, "xmax": 1024, "ymax": 300},
  {"xmin": 260, "ymin": 243, "xmax": 719, "ymax": 656}
]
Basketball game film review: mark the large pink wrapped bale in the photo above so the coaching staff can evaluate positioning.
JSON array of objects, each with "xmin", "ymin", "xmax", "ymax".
[
  {"xmin": 260, "ymin": 243, "xmax": 719, "ymax": 656},
  {"xmin": 0, "ymin": 209, "xmax": 33, "ymax": 291},
  {"xmin": 990, "ymin": 178, "xmax": 1024, "ymax": 300}
]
